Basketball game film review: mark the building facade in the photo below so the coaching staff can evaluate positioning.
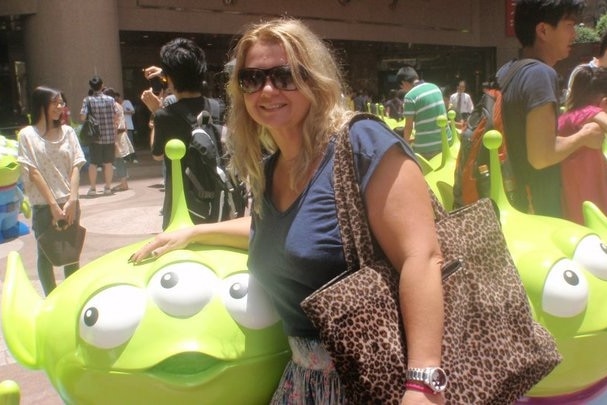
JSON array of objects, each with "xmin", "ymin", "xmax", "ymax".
[{"xmin": 0, "ymin": 0, "xmax": 557, "ymax": 132}]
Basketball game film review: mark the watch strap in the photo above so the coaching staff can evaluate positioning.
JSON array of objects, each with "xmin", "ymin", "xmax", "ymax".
[{"xmin": 405, "ymin": 381, "xmax": 436, "ymax": 395}]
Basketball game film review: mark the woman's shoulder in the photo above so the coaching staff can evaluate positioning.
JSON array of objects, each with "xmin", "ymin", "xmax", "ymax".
[
  {"xmin": 349, "ymin": 116, "xmax": 404, "ymax": 148},
  {"xmin": 17, "ymin": 125, "xmax": 35, "ymax": 139},
  {"xmin": 348, "ymin": 115, "xmax": 414, "ymax": 163},
  {"xmin": 61, "ymin": 124, "xmax": 78, "ymax": 137},
  {"xmin": 567, "ymin": 105, "xmax": 603, "ymax": 124}
]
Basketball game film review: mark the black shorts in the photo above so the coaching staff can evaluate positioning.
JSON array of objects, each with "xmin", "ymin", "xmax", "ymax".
[{"xmin": 89, "ymin": 143, "xmax": 115, "ymax": 165}]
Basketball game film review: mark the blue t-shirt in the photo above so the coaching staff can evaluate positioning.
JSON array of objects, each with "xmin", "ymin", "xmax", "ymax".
[
  {"xmin": 499, "ymin": 59, "xmax": 562, "ymax": 217},
  {"xmin": 248, "ymin": 119, "xmax": 416, "ymax": 337}
]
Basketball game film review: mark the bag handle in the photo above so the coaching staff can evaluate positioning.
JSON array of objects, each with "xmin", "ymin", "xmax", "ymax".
[
  {"xmin": 85, "ymin": 97, "xmax": 97, "ymax": 119},
  {"xmin": 333, "ymin": 114, "xmax": 448, "ymax": 271}
]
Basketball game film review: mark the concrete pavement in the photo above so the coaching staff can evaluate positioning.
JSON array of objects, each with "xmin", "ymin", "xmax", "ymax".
[{"xmin": 0, "ymin": 150, "xmax": 165, "ymax": 404}]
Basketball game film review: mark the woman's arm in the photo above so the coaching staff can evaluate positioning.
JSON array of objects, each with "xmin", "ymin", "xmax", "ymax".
[
  {"xmin": 62, "ymin": 165, "xmax": 81, "ymax": 226},
  {"xmin": 28, "ymin": 166, "xmax": 64, "ymax": 223},
  {"xmin": 130, "ymin": 215, "xmax": 252, "ymax": 263},
  {"xmin": 365, "ymin": 146, "xmax": 445, "ymax": 404}
]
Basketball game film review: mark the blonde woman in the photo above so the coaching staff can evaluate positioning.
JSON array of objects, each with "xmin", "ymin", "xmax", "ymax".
[{"xmin": 132, "ymin": 19, "xmax": 445, "ymax": 404}]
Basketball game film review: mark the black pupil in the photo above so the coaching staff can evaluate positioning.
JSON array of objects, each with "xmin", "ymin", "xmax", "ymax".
[
  {"xmin": 563, "ymin": 269, "xmax": 579, "ymax": 286},
  {"xmin": 83, "ymin": 307, "xmax": 99, "ymax": 327},
  {"xmin": 230, "ymin": 282, "xmax": 248, "ymax": 299},
  {"xmin": 161, "ymin": 272, "xmax": 179, "ymax": 289}
]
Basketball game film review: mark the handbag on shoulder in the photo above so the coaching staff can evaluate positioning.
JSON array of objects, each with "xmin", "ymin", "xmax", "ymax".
[
  {"xmin": 80, "ymin": 98, "xmax": 101, "ymax": 144},
  {"xmin": 300, "ymin": 115, "xmax": 561, "ymax": 404}
]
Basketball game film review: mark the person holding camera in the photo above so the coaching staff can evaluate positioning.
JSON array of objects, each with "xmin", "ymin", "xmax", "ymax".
[
  {"xmin": 141, "ymin": 37, "xmax": 212, "ymax": 229},
  {"xmin": 18, "ymin": 86, "xmax": 86, "ymax": 295}
]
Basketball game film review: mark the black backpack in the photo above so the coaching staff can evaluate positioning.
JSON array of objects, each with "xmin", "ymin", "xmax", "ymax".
[{"xmin": 176, "ymin": 102, "xmax": 247, "ymax": 223}]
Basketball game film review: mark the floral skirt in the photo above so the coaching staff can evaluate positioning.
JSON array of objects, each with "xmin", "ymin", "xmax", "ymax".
[{"xmin": 270, "ymin": 337, "xmax": 347, "ymax": 405}]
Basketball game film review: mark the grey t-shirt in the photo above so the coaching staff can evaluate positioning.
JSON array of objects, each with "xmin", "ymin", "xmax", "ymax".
[{"xmin": 499, "ymin": 59, "xmax": 562, "ymax": 217}]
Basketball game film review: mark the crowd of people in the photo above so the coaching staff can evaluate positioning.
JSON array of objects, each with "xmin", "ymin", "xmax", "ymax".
[{"xmin": 13, "ymin": 0, "xmax": 607, "ymax": 402}]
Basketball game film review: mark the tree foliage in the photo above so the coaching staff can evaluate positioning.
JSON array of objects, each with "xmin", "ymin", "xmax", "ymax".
[
  {"xmin": 574, "ymin": 13, "xmax": 607, "ymax": 43},
  {"xmin": 575, "ymin": 24, "xmax": 600, "ymax": 43},
  {"xmin": 596, "ymin": 14, "xmax": 607, "ymax": 39}
]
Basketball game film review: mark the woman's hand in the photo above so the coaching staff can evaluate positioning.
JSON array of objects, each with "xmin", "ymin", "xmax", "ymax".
[
  {"xmin": 129, "ymin": 227, "xmax": 193, "ymax": 264},
  {"xmin": 50, "ymin": 203, "xmax": 66, "ymax": 228},
  {"xmin": 62, "ymin": 199, "xmax": 78, "ymax": 226}
]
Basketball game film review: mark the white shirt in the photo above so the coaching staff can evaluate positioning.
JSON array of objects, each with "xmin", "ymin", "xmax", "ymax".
[
  {"xmin": 121, "ymin": 99, "xmax": 135, "ymax": 130},
  {"xmin": 17, "ymin": 125, "xmax": 86, "ymax": 205},
  {"xmin": 449, "ymin": 91, "xmax": 474, "ymax": 114}
]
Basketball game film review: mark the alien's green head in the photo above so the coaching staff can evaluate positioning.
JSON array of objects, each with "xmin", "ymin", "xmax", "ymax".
[{"xmin": 1, "ymin": 139, "xmax": 290, "ymax": 404}]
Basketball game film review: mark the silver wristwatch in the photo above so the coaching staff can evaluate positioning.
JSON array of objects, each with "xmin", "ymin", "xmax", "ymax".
[{"xmin": 405, "ymin": 367, "xmax": 448, "ymax": 393}]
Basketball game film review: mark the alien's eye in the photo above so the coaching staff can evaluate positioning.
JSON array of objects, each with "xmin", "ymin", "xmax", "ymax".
[
  {"xmin": 573, "ymin": 234, "xmax": 607, "ymax": 280},
  {"xmin": 79, "ymin": 285, "xmax": 146, "ymax": 349},
  {"xmin": 542, "ymin": 258, "xmax": 588, "ymax": 318},
  {"xmin": 220, "ymin": 273, "xmax": 280, "ymax": 330},
  {"xmin": 148, "ymin": 262, "xmax": 218, "ymax": 318}
]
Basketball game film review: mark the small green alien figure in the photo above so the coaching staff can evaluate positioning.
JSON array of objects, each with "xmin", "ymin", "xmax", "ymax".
[
  {"xmin": 2, "ymin": 140, "xmax": 290, "ymax": 404},
  {"xmin": 0, "ymin": 135, "xmax": 30, "ymax": 243}
]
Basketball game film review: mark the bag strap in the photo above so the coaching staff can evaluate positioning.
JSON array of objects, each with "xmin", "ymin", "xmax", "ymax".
[
  {"xmin": 333, "ymin": 114, "xmax": 448, "ymax": 271},
  {"xmin": 498, "ymin": 58, "xmax": 538, "ymax": 91},
  {"xmin": 85, "ymin": 97, "xmax": 94, "ymax": 118}
]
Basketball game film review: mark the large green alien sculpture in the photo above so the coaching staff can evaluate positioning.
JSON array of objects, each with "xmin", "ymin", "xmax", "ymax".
[
  {"xmin": 1, "ymin": 139, "xmax": 290, "ymax": 404},
  {"xmin": 477, "ymin": 131, "xmax": 607, "ymax": 403}
]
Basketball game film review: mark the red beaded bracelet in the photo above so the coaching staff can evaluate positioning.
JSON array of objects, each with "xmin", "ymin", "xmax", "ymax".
[{"xmin": 405, "ymin": 381, "xmax": 436, "ymax": 395}]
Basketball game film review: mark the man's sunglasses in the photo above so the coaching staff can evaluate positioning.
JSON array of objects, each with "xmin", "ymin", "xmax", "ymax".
[{"xmin": 238, "ymin": 65, "xmax": 301, "ymax": 94}]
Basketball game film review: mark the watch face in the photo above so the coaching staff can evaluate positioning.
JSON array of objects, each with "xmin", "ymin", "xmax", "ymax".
[{"xmin": 430, "ymin": 368, "xmax": 448, "ymax": 391}]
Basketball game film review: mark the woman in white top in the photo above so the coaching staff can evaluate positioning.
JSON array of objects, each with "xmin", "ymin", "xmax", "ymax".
[{"xmin": 17, "ymin": 86, "xmax": 86, "ymax": 295}]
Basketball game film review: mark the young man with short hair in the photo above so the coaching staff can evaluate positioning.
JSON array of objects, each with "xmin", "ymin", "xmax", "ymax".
[
  {"xmin": 499, "ymin": 0, "xmax": 604, "ymax": 217},
  {"xmin": 144, "ymin": 38, "xmax": 210, "ymax": 229}
]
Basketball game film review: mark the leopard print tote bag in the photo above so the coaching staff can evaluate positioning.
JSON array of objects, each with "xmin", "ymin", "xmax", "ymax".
[{"xmin": 300, "ymin": 115, "xmax": 561, "ymax": 404}]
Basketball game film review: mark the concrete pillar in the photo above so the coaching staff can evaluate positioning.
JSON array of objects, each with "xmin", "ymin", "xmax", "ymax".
[{"xmin": 23, "ymin": 0, "xmax": 122, "ymax": 121}]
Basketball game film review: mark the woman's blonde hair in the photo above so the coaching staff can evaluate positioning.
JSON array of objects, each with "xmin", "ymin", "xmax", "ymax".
[{"xmin": 225, "ymin": 18, "xmax": 354, "ymax": 215}]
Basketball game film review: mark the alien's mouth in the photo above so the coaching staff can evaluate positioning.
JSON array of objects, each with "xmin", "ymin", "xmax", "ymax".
[{"xmin": 147, "ymin": 352, "xmax": 227, "ymax": 384}]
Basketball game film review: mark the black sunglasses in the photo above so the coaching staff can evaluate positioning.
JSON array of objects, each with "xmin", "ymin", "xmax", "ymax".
[{"xmin": 238, "ymin": 65, "xmax": 300, "ymax": 94}]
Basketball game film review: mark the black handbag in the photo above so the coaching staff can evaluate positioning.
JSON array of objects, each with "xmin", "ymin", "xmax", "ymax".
[
  {"xmin": 37, "ymin": 223, "xmax": 86, "ymax": 267},
  {"xmin": 300, "ymin": 116, "xmax": 562, "ymax": 404},
  {"xmin": 80, "ymin": 98, "xmax": 100, "ymax": 144}
]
